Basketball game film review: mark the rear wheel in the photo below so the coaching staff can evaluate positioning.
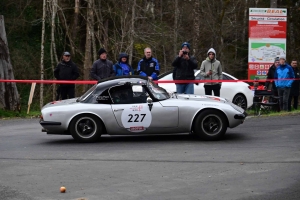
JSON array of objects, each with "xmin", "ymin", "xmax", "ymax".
[
  {"xmin": 193, "ymin": 109, "xmax": 228, "ymax": 140},
  {"xmin": 232, "ymin": 94, "xmax": 247, "ymax": 110},
  {"xmin": 70, "ymin": 114, "xmax": 102, "ymax": 143}
]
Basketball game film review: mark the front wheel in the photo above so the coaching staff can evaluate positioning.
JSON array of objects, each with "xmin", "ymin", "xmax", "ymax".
[
  {"xmin": 193, "ymin": 109, "xmax": 228, "ymax": 140},
  {"xmin": 70, "ymin": 114, "xmax": 102, "ymax": 143}
]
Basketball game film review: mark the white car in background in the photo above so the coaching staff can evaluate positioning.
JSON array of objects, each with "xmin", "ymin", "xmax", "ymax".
[{"xmin": 158, "ymin": 70, "xmax": 253, "ymax": 110}]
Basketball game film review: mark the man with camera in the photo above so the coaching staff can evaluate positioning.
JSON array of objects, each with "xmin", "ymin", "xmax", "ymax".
[
  {"xmin": 172, "ymin": 42, "xmax": 198, "ymax": 94},
  {"xmin": 199, "ymin": 48, "xmax": 222, "ymax": 97}
]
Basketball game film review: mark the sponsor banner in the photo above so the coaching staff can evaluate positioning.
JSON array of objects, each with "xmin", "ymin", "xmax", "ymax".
[{"xmin": 248, "ymin": 8, "xmax": 287, "ymax": 80}]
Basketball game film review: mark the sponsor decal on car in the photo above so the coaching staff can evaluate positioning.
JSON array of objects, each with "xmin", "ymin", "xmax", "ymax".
[{"xmin": 121, "ymin": 105, "xmax": 152, "ymax": 132}]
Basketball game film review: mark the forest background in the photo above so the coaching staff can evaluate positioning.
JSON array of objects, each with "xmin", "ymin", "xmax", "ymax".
[{"xmin": 0, "ymin": 0, "xmax": 300, "ymax": 112}]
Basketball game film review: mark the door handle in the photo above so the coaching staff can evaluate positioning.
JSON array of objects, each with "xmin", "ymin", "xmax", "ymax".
[{"xmin": 114, "ymin": 109, "xmax": 124, "ymax": 112}]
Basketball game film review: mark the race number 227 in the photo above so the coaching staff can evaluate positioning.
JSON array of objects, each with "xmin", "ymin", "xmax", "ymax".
[{"xmin": 128, "ymin": 114, "xmax": 146, "ymax": 122}]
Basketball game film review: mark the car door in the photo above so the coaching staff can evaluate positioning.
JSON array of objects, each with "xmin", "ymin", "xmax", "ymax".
[{"xmin": 110, "ymin": 85, "xmax": 179, "ymax": 132}]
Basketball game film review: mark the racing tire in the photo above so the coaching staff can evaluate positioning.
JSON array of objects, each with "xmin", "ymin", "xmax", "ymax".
[
  {"xmin": 232, "ymin": 94, "xmax": 247, "ymax": 110},
  {"xmin": 70, "ymin": 114, "xmax": 102, "ymax": 143},
  {"xmin": 193, "ymin": 109, "xmax": 228, "ymax": 141}
]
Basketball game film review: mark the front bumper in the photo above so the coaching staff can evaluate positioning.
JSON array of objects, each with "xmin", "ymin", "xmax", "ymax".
[{"xmin": 234, "ymin": 111, "xmax": 247, "ymax": 119}]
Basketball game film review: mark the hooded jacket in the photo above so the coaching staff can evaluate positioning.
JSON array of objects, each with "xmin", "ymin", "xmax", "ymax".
[
  {"xmin": 274, "ymin": 63, "xmax": 295, "ymax": 88},
  {"xmin": 113, "ymin": 53, "xmax": 134, "ymax": 76},
  {"xmin": 199, "ymin": 48, "xmax": 222, "ymax": 85}
]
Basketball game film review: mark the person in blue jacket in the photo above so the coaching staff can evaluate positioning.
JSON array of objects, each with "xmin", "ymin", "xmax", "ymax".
[
  {"xmin": 137, "ymin": 47, "xmax": 160, "ymax": 80},
  {"xmin": 113, "ymin": 53, "xmax": 134, "ymax": 76},
  {"xmin": 274, "ymin": 55, "xmax": 295, "ymax": 111}
]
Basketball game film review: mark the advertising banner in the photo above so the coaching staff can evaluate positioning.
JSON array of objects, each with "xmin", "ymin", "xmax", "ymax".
[{"xmin": 248, "ymin": 8, "xmax": 287, "ymax": 80}]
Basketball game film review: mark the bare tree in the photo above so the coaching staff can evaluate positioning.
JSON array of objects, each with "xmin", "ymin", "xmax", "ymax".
[
  {"xmin": 0, "ymin": 15, "xmax": 20, "ymax": 111},
  {"xmin": 128, "ymin": 0, "xmax": 136, "ymax": 66},
  {"xmin": 40, "ymin": 0, "xmax": 46, "ymax": 108}
]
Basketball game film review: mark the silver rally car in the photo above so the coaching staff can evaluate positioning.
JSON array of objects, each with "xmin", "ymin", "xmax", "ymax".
[{"xmin": 40, "ymin": 76, "xmax": 247, "ymax": 142}]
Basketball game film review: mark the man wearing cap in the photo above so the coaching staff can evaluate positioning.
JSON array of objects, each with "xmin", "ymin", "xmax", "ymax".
[
  {"xmin": 54, "ymin": 51, "xmax": 80, "ymax": 100},
  {"xmin": 137, "ymin": 47, "xmax": 160, "ymax": 80},
  {"xmin": 113, "ymin": 53, "xmax": 134, "ymax": 76},
  {"xmin": 199, "ymin": 48, "xmax": 222, "ymax": 97},
  {"xmin": 172, "ymin": 42, "xmax": 198, "ymax": 94},
  {"xmin": 274, "ymin": 55, "xmax": 295, "ymax": 111},
  {"xmin": 90, "ymin": 48, "xmax": 115, "ymax": 81},
  {"xmin": 288, "ymin": 59, "xmax": 300, "ymax": 111}
]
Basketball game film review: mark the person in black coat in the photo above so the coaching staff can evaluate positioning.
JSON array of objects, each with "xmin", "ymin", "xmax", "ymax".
[
  {"xmin": 265, "ymin": 57, "xmax": 280, "ymax": 94},
  {"xmin": 288, "ymin": 59, "xmax": 300, "ymax": 111},
  {"xmin": 54, "ymin": 52, "xmax": 80, "ymax": 100}
]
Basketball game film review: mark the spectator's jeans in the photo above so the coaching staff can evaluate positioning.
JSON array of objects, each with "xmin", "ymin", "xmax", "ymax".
[
  {"xmin": 176, "ymin": 83, "xmax": 194, "ymax": 94},
  {"xmin": 277, "ymin": 87, "xmax": 291, "ymax": 111}
]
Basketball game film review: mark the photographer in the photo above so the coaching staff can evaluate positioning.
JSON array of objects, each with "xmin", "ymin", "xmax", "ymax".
[
  {"xmin": 199, "ymin": 48, "xmax": 222, "ymax": 97},
  {"xmin": 172, "ymin": 42, "xmax": 198, "ymax": 94}
]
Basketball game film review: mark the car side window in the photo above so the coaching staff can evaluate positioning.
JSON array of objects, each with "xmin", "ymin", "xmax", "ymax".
[
  {"xmin": 109, "ymin": 85, "xmax": 134, "ymax": 104},
  {"xmin": 222, "ymin": 74, "xmax": 233, "ymax": 80},
  {"xmin": 96, "ymin": 89, "xmax": 112, "ymax": 104},
  {"xmin": 109, "ymin": 85, "xmax": 149, "ymax": 104}
]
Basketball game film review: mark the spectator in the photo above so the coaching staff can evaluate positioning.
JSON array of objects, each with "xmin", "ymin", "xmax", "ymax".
[
  {"xmin": 113, "ymin": 53, "xmax": 134, "ymax": 76},
  {"xmin": 90, "ymin": 48, "xmax": 114, "ymax": 81},
  {"xmin": 265, "ymin": 57, "xmax": 281, "ymax": 112},
  {"xmin": 288, "ymin": 59, "xmax": 300, "ymax": 111},
  {"xmin": 274, "ymin": 55, "xmax": 295, "ymax": 111},
  {"xmin": 199, "ymin": 48, "xmax": 222, "ymax": 97},
  {"xmin": 265, "ymin": 57, "xmax": 280, "ymax": 93},
  {"xmin": 54, "ymin": 51, "xmax": 79, "ymax": 100},
  {"xmin": 172, "ymin": 42, "xmax": 198, "ymax": 94},
  {"xmin": 137, "ymin": 47, "xmax": 160, "ymax": 80}
]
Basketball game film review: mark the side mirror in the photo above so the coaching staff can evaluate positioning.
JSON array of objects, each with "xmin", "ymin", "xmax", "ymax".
[
  {"xmin": 147, "ymin": 97, "xmax": 153, "ymax": 111},
  {"xmin": 147, "ymin": 97, "xmax": 153, "ymax": 104}
]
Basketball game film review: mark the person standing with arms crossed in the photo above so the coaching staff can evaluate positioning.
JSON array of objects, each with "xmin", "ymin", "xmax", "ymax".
[
  {"xmin": 199, "ymin": 48, "xmax": 222, "ymax": 97},
  {"xmin": 54, "ymin": 51, "xmax": 79, "ymax": 100}
]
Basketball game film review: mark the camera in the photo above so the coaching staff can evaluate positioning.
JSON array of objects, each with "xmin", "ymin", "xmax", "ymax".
[{"xmin": 182, "ymin": 51, "xmax": 188, "ymax": 55}]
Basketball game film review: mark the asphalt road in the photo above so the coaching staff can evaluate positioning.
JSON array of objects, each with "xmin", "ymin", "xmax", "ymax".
[{"xmin": 0, "ymin": 115, "xmax": 300, "ymax": 200}]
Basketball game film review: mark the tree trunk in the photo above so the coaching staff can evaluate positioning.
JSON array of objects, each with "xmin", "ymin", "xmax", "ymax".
[
  {"xmin": 51, "ymin": 0, "xmax": 58, "ymax": 101},
  {"xmin": 174, "ymin": 0, "xmax": 179, "ymax": 56},
  {"xmin": 40, "ymin": 0, "xmax": 46, "ymax": 108},
  {"xmin": 0, "ymin": 15, "xmax": 20, "ymax": 111},
  {"xmin": 193, "ymin": 0, "xmax": 200, "ymax": 56},
  {"xmin": 128, "ymin": 0, "xmax": 136, "ymax": 66},
  {"xmin": 270, "ymin": 0, "xmax": 277, "ymax": 8},
  {"xmin": 83, "ymin": 0, "xmax": 93, "ymax": 91}
]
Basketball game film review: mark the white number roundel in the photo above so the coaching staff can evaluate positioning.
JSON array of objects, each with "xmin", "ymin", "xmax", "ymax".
[{"xmin": 121, "ymin": 105, "xmax": 152, "ymax": 132}]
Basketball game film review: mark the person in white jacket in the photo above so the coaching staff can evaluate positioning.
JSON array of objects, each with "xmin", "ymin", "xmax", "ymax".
[{"xmin": 199, "ymin": 48, "xmax": 222, "ymax": 96}]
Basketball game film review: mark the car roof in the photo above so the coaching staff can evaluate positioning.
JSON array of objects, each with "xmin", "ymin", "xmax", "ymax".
[{"xmin": 96, "ymin": 75, "xmax": 148, "ymax": 88}]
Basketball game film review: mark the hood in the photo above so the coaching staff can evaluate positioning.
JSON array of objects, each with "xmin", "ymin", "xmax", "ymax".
[
  {"xmin": 207, "ymin": 48, "xmax": 217, "ymax": 60},
  {"xmin": 176, "ymin": 94, "xmax": 226, "ymax": 103},
  {"xmin": 42, "ymin": 98, "xmax": 78, "ymax": 109},
  {"xmin": 118, "ymin": 53, "xmax": 129, "ymax": 62}
]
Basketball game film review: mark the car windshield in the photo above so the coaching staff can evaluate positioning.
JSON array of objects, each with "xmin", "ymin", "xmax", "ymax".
[
  {"xmin": 147, "ymin": 80, "xmax": 170, "ymax": 100},
  {"xmin": 76, "ymin": 84, "xmax": 97, "ymax": 102}
]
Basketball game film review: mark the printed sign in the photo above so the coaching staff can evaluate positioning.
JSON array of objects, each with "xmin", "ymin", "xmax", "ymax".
[{"xmin": 248, "ymin": 8, "xmax": 287, "ymax": 80}]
